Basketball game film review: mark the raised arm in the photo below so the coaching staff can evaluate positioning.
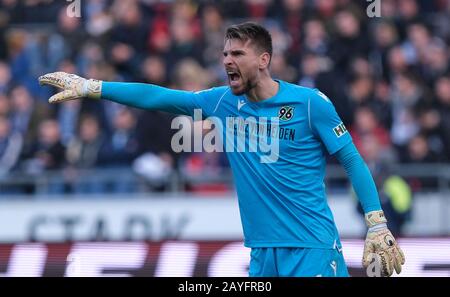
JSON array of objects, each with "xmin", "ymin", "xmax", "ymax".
[{"xmin": 38, "ymin": 72, "xmax": 215, "ymax": 117}]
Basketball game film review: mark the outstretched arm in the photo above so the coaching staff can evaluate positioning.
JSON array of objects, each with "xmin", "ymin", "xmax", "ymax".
[
  {"xmin": 101, "ymin": 82, "xmax": 199, "ymax": 115},
  {"xmin": 38, "ymin": 72, "xmax": 213, "ymax": 116},
  {"xmin": 334, "ymin": 142, "xmax": 405, "ymax": 277}
]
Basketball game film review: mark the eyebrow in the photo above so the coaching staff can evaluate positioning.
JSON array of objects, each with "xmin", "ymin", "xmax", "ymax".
[{"xmin": 223, "ymin": 49, "xmax": 246, "ymax": 55}]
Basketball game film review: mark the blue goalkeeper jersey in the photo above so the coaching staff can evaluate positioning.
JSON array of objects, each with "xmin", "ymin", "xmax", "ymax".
[
  {"xmin": 103, "ymin": 79, "xmax": 353, "ymax": 249},
  {"xmin": 191, "ymin": 80, "xmax": 352, "ymax": 249}
]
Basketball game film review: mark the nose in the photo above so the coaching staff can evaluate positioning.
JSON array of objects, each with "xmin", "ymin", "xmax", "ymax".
[{"xmin": 223, "ymin": 54, "xmax": 233, "ymax": 67}]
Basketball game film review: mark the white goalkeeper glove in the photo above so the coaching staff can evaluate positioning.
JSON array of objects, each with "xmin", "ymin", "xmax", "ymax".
[
  {"xmin": 38, "ymin": 72, "xmax": 102, "ymax": 103},
  {"xmin": 362, "ymin": 210, "xmax": 406, "ymax": 277}
]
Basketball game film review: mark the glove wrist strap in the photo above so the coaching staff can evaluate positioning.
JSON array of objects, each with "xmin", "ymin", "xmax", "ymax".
[
  {"xmin": 368, "ymin": 222, "xmax": 387, "ymax": 233},
  {"xmin": 85, "ymin": 79, "xmax": 102, "ymax": 99},
  {"xmin": 365, "ymin": 210, "xmax": 387, "ymax": 228}
]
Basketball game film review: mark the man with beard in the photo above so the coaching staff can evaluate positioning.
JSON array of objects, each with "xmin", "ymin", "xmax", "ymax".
[{"xmin": 39, "ymin": 22, "xmax": 404, "ymax": 277}]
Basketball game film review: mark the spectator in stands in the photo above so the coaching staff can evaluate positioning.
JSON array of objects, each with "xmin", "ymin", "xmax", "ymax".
[
  {"xmin": 23, "ymin": 119, "xmax": 66, "ymax": 172},
  {"xmin": 6, "ymin": 29, "xmax": 38, "ymax": 93},
  {"xmin": 302, "ymin": 18, "xmax": 329, "ymax": 56},
  {"xmin": 174, "ymin": 58, "xmax": 211, "ymax": 92},
  {"xmin": 419, "ymin": 38, "xmax": 448, "ymax": 86},
  {"xmin": 386, "ymin": 46, "xmax": 411, "ymax": 80},
  {"xmin": 297, "ymin": 52, "xmax": 331, "ymax": 89},
  {"xmin": 22, "ymin": 119, "xmax": 66, "ymax": 194},
  {"xmin": 0, "ymin": 93, "xmax": 10, "ymax": 117},
  {"xmin": 0, "ymin": 9, "xmax": 8, "ymax": 61},
  {"xmin": 351, "ymin": 107, "xmax": 397, "ymax": 170},
  {"xmin": 370, "ymin": 21, "xmax": 399, "ymax": 80},
  {"xmin": 66, "ymin": 114, "xmax": 103, "ymax": 169},
  {"xmin": 0, "ymin": 115, "xmax": 22, "ymax": 178},
  {"xmin": 201, "ymin": 3, "xmax": 225, "ymax": 81},
  {"xmin": 344, "ymin": 75, "xmax": 375, "ymax": 125},
  {"xmin": 66, "ymin": 114, "xmax": 105, "ymax": 193},
  {"xmin": 417, "ymin": 107, "xmax": 445, "ymax": 160},
  {"xmin": 146, "ymin": 2, "xmax": 172, "ymax": 56},
  {"xmin": 390, "ymin": 73, "xmax": 422, "ymax": 148},
  {"xmin": 0, "ymin": 60, "xmax": 12, "ymax": 94},
  {"xmin": 372, "ymin": 80, "xmax": 393, "ymax": 129},
  {"xmin": 109, "ymin": 0, "xmax": 148, "ymax": 79},
  {"xmin": 9, "ymin": 85, "xmax": 50, "ymax": 151},
  {"xmin": 270, "ymin": 0, "xmax": 306, "ymax": 63},
  {"xmin": 84, "ymin": 0, "xmax": 114, "ymax": 39},
  {"xmin": 76, "ymin": 42, "xmax": 106, "ymax": 78},
  {"xmin": 403, "ymin": 134, "xmax": 439, "ymax": 164},
  {"xmin": 403, "ymin": 22, "xmax": 432, "ymax": 67},
  {"xmin": 165, "ymin": 18, "xmax": 203, "ymax": 76},
  {"xmin": 270, "ymin": 54, "xmax": 297, "ymax": 83},
  {"xmin": 140, "ymin": 55, "xmax": 168, "ymax": 86},
  {"xmin": 98, "ymin": 108, "xmax": 139, "ymax": 167},
  {"xmin": 402, "ymin": 133, "xmax": 440, "ymax": 191},
  {"xmin": 0, "ymin": 0, "xmax": 449, "ymax": 196},
  {"xmin": 397, "ymin": 0, "xmax": 423, "ymax": 28},
  {"xmin": 56, "ymin": 5, "xmax": 86, "ymax": 60},
  {"xmin": 329, "ymin": 9, "xmax": 370, "ymax": 76},
  {"xmin": 96, "ymin": 108, "xmax": 140, "ymax": 192},
  {"xmin": 434, "ymin": 75, "xmax": 450, "ymax": 159}
]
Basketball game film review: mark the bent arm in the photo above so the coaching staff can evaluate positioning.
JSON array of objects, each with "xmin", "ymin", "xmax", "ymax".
[{"xmin": 334, "ymin": 142, "xmax": 382, "ymax": 213}]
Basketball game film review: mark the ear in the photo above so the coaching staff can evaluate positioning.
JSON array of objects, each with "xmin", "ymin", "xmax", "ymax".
[{"xmin": 259, "ymin": 52, "xmax": 271, "ymax": 70}]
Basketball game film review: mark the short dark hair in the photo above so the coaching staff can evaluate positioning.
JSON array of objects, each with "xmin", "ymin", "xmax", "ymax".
[{"xmin": 225, "ymin": 22, "xmax": 273, "ymax": 59}]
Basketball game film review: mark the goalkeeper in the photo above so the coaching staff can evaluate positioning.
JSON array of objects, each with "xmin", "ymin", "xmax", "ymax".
[{"xmin": 39, "ymin": 22, "xmax": 404, "ymax": 277}]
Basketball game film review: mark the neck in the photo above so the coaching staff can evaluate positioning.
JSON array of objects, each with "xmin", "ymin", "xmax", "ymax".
[{"xmin": 246, "ymin": 75, "xmax": 279, "ymax": 102}]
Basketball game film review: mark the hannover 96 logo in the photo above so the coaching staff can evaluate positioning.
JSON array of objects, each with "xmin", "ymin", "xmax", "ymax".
[{"xmin": 278, "ymin": 106, "xmax": 294, "ymax": 121}]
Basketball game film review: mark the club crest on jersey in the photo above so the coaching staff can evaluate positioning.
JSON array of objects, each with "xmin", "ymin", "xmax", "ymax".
[
  {"xmin": 333, "ymin": 122, "xmax": 348, "ymax": 137},
  {"xmin": 278, "ymin": 106, "xmax": 294, "ymax": 121}
]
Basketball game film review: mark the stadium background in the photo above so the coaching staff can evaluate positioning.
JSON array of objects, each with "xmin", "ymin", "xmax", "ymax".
[{"xmin": 0, "ymin": 0, "xmax": 449, "ymax": 276}]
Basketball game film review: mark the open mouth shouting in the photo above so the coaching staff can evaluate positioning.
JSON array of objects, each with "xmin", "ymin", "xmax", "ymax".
[{"xmin": 227, "ymin": 69, "xmax": 242, "ymax": 88}]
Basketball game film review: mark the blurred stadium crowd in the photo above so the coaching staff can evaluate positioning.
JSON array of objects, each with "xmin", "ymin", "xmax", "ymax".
[{"xmin": 0, "ymin": 0, "xmax": 449, "ymax": 195}]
